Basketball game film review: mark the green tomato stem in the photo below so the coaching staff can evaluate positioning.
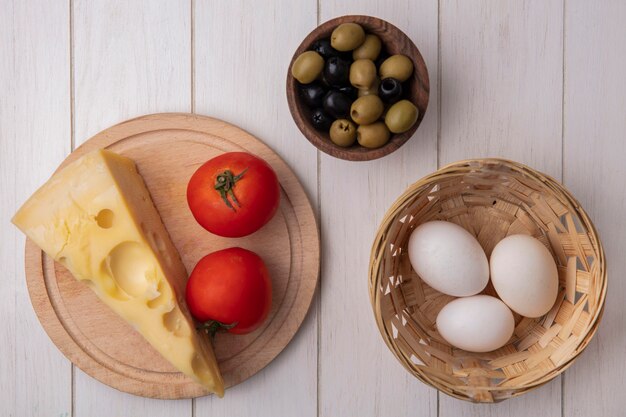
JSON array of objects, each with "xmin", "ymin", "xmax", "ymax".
[
  {"xmin": 197, "ymin": 320, "xmax": 239, "ymax": 339},
  {"xmin": 214, "ymin": 168, "xmax": 248, "ymax": 211}
]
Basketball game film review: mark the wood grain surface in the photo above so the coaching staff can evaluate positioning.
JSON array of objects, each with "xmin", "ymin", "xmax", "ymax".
[
  {"xmin": 438, "ymin": 1, "xmax": 564, "ymax": 415},
  {"xmin": 0, "ymin": 2, "xmax": 73, "ymax": 417},
  {"xmin": 286, "ymin": 14, "xmax": 429, "ymax": 161},
  {"xmin": 2, "ymin": 0, "xmax": 626, "ymax": 416},
  {"xmin": 563, "ymin": 2, "xmax": 626, "ymax": 417},
  {"xmin": 24, "ymin": 113, "xmax": 319, "ymax": 399}
]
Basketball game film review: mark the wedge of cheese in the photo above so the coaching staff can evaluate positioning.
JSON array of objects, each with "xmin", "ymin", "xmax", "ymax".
[{"xmin": 13, "ymin": 149, "xmax": 224, "ymax": 397}]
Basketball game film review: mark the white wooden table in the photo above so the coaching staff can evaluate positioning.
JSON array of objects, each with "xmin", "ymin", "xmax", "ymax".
[{"xmin": 2, "ymin": 1, "xmax": 625, "ymax": 416}]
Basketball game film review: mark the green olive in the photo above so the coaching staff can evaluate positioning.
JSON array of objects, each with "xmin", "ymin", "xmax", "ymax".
[
  {"xmin": 329, "ymin": 119, "xmax": 357, "ymax": 147},
  {"xmin": 330, "ymin": 23, "xmax": 366, "ymax": 52},
  {"xmin": 350, "ymin": 95, "xmax": 384, "ymax": 125},
  {"xmin": 352, "ymin": 34, "xmax": 382, "ymax": 60},
  {"xmin": 357, "ymin": 122, "xmax": 390, "ymax": 149},
  {"xmin": 358, "ymin": 77, "xmax": 380, "ymax": 97},
  {"xmin": 349, "ymin": 59, "xmax": 377, "ymax": 89},
  {"xmin": 291, "ymin": 51, "xmax": 324, "ymax": 84},
  {"xmin": 384, "ymin": 100, "xmax": 418, "ymax": 133},
  {"xmin": 379, "ymin": 55, "xmax": 414, "ymax": 82}
]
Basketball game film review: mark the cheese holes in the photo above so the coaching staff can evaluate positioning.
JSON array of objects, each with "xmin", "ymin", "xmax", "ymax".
[
  {"xmin": 163, "ymin": 305, "xmax": 191, "ymax": 337},
  {"xmin": 147, "ymin": 280, "xmax": 171, "ymax": 310},
  {"xmin": 107, "ymin": 241, "xmax": 154, "ymax": 298},
  {"xmin": 97, "ymin": 260, "xmax": 130, "ymax": 301},
  {"xmin": 96, "ymin": 209, "xmax": 114, "ymax": 229},
  {"xmin": 191, "ymin": 354, "xmax": 211, "ymax": 380}
]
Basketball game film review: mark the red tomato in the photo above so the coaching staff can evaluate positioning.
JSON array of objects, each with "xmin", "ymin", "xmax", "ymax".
[
  {"xmin": 185, "ymin": 247, "xmax": 272, "ymax": 335},
  {"xmin": 187, "ymin": 152, "xmax": 280, "ymax": 237}
]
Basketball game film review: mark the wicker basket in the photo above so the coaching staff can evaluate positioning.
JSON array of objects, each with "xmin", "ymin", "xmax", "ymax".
[{"xmin": 369, "ymin": 158, "xmax": 607, "ymax": 403}]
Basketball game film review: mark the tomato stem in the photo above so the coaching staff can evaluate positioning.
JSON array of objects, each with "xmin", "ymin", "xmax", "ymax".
[
  {"xmin": 197, "ymin": 320, "xmax": 238, "ymax": 338},
  {"xmin": 214, "ymin": 168, "xmax": 248, "ymax": 211}
]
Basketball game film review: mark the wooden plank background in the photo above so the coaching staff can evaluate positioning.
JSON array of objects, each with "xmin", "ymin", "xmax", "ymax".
[{"xmin": 1, "ymin": 0, "xmax": 624, "ymax": 416}]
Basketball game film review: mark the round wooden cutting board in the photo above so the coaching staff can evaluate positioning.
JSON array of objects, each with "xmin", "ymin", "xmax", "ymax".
[{"xmin": 24, "ymin": 113, "xmax": 320, "ymax": 399}]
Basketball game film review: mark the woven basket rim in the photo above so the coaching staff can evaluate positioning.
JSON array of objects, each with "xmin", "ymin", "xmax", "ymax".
[{"xmin": 368, "ymin": 158, "xmax": 608, "ymax": 402}]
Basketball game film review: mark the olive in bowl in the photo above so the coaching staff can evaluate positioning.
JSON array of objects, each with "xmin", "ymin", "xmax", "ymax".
[
  {"xmin": 299, "ymin": 82, "xmax": 326, "ymax": 108},
  {"xmin": 311, "ymin": 108, "xmax": 334, "ymax": 131},
  {"xmin": 324, "ymin": 56, "xmax": 351, "ymax": 87},
  {"xmin": 330, "ymin": 119, "xmax": 357, "ymax": 147},
  {"xmin": 291, "ymin": 51, "xmax": 324, "ymax": 84},
  {"xmin": 331, "ymin": 23, "xmax": 366, "ymax": 51},
  {"xmin": 353, "ymin": 34, "xmax": 382, "ymax": 61},
  {"xmin": 286, "ymin": 15, "xmax": 429, "ymax": 161},
  {"xmin": 357, "ymin": 122, "xmax": 390, "ymax": 149},
  {"xmin": 379, "ymin": 78, "xmax": 403, "ymax": 104},
  {"xmin": 385, "ymin": 100, "xmax": 419, "ymax": 134},
  {"xmin": 349, "ymin": 59, "xmax": 377, "ymax": 90},
  {"xmin": 350, "ymin": 95, "xmax": 384, "ymax": 125},
  {"xmin": 323, "ymin": 91, "xmax": 352, "ymax": 119},
  {"xmin": 379, "ymin": 54, "xmax": 414, "ymax": 82},
  {"xmin": 311, "ymin": 38, "xmax": 345, "ymax": 59}
]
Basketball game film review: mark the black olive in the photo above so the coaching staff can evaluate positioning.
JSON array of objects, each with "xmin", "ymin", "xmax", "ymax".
[
  {"xmin": 311, "ymin": 108, "xmax": 334, "ymax": 131},
  {"xmin": 336, "ymin": 85, "xmax": 358, "ymax": 100},
  {"xmin": 379, "ymin": 77, "xmax": 403, "ymax": 104},
  {"xmin": 299, "ymin": 82, "xmax": 327, "ymax": 108},
  {"xmin": 324, "ymin": 56, "xmax": 351, "ymax": 87},
  {"xmin": 311, "ymin": 38, "xmax": 349, "ymax": 59},
  {"xmin": 323, "ymin": 91, "xmax": 353, "ymax": 119}
]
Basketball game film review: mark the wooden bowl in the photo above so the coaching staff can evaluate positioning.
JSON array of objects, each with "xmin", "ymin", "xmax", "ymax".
[
  {"xmin": 369, "ymin": 159, "xmax": 607, "ymax": 402},
  {"xmin": 286, "ymin": 15, "xmax": 429, "ymax": 161}
]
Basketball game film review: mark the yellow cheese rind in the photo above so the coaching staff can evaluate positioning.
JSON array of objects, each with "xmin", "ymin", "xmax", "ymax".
[{"xmin": 13, "ymin": 149, "xmax": 224, "ymax": 397}]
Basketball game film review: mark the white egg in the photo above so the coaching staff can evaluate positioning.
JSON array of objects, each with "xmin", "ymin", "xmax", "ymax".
[
  {"xmin": 436, "ymin": 295, "xmax": 515, "ymax": 352},
  {"xmin": 407, "ymin": 221, "xmax": 489, "ymax": 296},
  {"xmin": 490, "ymin": 234, "xmax": 559, "ymax": 318}
]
